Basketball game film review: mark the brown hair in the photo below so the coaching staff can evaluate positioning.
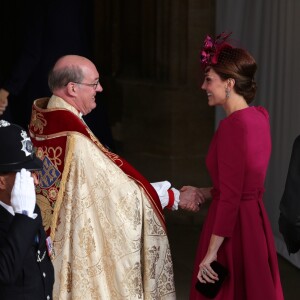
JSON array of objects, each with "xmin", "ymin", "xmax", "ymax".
[{"xmin": 211, "ymin": 46, "xmax": 257, "ymax": 103}]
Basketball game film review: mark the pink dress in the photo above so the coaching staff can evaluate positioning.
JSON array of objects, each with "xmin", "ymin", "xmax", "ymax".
[{"xmin": 190, "ymin": 107, "xmax": 284, "ymax": 300}]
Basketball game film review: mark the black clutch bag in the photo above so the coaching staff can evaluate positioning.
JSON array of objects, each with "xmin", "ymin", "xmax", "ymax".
[{"xmin": 195, "ymin": 261, "xmax": 228, "ymax": 299}]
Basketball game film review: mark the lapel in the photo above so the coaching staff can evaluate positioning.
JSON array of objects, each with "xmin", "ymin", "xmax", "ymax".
[{"xmin": 0, "ymin": 205, "xmax": 14, "ymax": 230}]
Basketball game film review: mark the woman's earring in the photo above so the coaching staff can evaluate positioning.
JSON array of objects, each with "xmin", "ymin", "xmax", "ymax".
[{"xmin": 225, "ymin": 88, "xmax": 230, "ymax": 99}]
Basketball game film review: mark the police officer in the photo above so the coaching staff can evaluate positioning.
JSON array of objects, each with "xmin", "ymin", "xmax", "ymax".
[{"xmin": 0, "ymin": 120, "xmax": 54, "ymax": 299}]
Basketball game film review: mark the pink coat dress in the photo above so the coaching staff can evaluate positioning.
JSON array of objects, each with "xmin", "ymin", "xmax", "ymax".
[{"xmin": 190, "ymin": 106, "xmax": 284, "ymax": 300}]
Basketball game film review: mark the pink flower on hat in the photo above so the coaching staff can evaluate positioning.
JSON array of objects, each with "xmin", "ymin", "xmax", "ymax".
[{"xmin": 200, "ymin": 32, "xmax": 232, "ymax": 69}]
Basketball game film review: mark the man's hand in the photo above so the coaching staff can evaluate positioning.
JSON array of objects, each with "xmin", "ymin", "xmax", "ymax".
[
  {"xmin": 179, "ymin": 186, "xmax": 209, "ymax": 212},
  {"xmin": 0, "ymin": 88, "xmax": 9, "ymax": 115},
  {"xmin": 11, "ymin": 169, "xmax": 36, "ymax": 217}
]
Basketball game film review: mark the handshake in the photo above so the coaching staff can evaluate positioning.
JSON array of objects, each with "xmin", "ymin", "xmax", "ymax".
[
  {"xmin": 151, "ymin": 181, "xmax": 211, "ymax": 212},
  {"xmin": 179, "ymin": 186, "xmax": 210, "ymax": 212},
  {"xmin": 11, "ymin": 168, "xmax": 37, "ymax": 218}
]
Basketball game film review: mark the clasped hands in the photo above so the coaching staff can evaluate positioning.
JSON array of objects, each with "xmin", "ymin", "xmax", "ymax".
[
  {"xmin": 179, "ymin": 186, "xmax": 211, "ymax": 212},
  {"xmin": 151, "ymin": 181, "xmax": 211, "ymax": 212}
]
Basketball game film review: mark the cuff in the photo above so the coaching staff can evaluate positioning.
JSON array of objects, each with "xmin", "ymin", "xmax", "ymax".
[
  {"xmin": 15, "ymin": 210, "xmax": 38, "ymax": 219},
  {"xmin": 170, "ymin": 187, "xmax": 180, "ymax": 210}
]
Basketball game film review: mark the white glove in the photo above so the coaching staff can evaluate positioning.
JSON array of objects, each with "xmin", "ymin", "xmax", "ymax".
[{"xmin": 11, "ymin": 168, "xmax": 36, "ymax": 218}]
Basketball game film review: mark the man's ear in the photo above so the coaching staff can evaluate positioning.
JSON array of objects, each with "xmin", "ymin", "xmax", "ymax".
[
  {"xmin": 66, "ymin": 82, "xmax": 77, "ymax": 96},
  {"xmin": 0, "ymin": 175, "xmax": 6, "ymax": 190}
]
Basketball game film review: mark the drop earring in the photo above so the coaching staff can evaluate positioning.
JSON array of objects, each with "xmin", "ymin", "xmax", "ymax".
[{"xmin": 225, "ymin": 88, "xmax": 230, "ymax": 99}]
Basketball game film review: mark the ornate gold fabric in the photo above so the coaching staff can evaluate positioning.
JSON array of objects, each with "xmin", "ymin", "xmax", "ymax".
[{"xmin": 31, "ymin": 97, "xmax": 176, "ymax": 299}]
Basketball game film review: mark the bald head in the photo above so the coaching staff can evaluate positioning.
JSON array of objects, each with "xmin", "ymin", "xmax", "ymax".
[{"xmin": 53, "ymin": 55, "xmax": 93, "ymax": 73}]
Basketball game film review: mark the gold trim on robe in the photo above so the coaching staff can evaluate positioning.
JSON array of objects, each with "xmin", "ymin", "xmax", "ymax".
[{"xmin": 29, "ymin": 97, "xmax": 176, "ymax": 300}]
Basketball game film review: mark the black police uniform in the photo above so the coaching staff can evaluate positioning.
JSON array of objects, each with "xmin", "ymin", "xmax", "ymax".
[
  {"xmin": 279, "ymin": 135, "xmax": 300, "ymax": 254},
  {"xmin": 0, "ymin": 204, "xmax": 54, "ymax": 300}
]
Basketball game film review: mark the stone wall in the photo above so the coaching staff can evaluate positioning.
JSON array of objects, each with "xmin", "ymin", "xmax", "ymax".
[{"xmin": 93, "ymin": 0, "xmax": 216, "ymax": 223}]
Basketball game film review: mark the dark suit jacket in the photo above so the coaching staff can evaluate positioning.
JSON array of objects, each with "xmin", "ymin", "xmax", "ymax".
[
  {"xmin": 0, "ymin": 204, "xmax": 54, "ymax": 300},
  {"xmin": 279, "ymin": 135, "xmax": 300, "ymax": 254}
]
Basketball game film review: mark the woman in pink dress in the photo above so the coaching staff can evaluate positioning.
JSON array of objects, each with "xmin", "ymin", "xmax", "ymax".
[{"xmin": 189, "ymin": 33, "xmax": 284, "ymax": 299}]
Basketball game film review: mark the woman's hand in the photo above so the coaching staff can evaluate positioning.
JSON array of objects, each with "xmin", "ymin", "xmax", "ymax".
[
  {"xmin": 197, "ymin": 234, "xmax": 225, "ymax": 283},
  {"xmin": 197, "ymin": 254, "xmax": 219, "ymax": 283}
]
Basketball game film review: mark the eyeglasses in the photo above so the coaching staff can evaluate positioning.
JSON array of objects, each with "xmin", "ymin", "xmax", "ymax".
[{"xmin": 65, "ymin": 80, "xmax": 100, "ymax": 90}]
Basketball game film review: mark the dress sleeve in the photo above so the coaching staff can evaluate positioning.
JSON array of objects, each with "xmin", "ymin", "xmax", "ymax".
[{"xmin": 213, "ymin": 117, "xmax": 246, "ymax": 237}]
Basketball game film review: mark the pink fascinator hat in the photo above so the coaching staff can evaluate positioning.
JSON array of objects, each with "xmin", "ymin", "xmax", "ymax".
[{"xmin": 200, "ymin": 32, "xmax": 233, "ymax": 69}]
